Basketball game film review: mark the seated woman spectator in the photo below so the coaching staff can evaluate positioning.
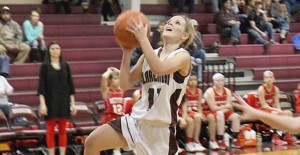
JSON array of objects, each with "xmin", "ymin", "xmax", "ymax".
[
  {"xmin": 23, "ymin": 9, "xmax": 46, "ymax": 62},
  {"xmin": 216, "ymin": 0, "xmax": 241, "ymax": 45}
]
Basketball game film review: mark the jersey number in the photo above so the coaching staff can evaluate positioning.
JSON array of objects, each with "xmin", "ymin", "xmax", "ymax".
[
  {"xmin": 147, "ymin": 88, "xmax": 161, "ymax": 110},
  {"xmin": 112, "ymin": 104, "xmax": 123, "ymax": 114}
]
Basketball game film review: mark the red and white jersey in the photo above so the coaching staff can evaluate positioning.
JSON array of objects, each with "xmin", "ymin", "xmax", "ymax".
[
  {"xmin": 104, "ymin": 88, "xmax": 124, "ymax": 115},
  {"xmin": 262, "ymin": 85, "xmax": 276, "ymax": 107},
  {"xmin": 131, "ymin": 48, "xmax": 190, "ymax": 126},
  {"xmin": 186, "ymin": 88, "xmax": 200, "ymax": 112},
  {"xmin": 203, "ymin": 87, "xmax": 228, "ymax": 111}
]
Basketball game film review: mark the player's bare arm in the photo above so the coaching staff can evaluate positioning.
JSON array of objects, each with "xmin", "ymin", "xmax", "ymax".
[
  {"xmin": 233, "ymin": 93, "xmax": 300, "ymax": 133},
  {"xmin": 273, "ymin": 86, "xmax": 282, "ymax": 110},
  {"xmin": 119, "ymin": 50, "xmax": 143, "ymax": 91}
]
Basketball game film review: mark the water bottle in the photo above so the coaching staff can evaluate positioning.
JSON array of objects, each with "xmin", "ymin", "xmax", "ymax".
[
  {"xmin": 250, "ymin": 130, "xmax": 256, "ymax": 139},
  {"xmin": 257, "ymin": 133, "xmax": 262, "ymax": 147},
  {"xmin": 244, "ymin": 130, "xmax": 250, "ymax": 139}
]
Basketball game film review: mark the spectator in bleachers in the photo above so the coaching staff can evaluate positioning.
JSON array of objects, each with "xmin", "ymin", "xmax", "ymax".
[
  {"xmin": 247, "ymin": 0, "xmax": 276, "ymax": 50},
  {"xmin": 216, "ymin": 0, "xmax": 241, "ymax": 45},
  {"xmin": 202, "ymin": 0, "xmax": 220, "ymax": 13},
  {"xmin": 86, "ymin": 0, "xmax": 101, "ymax": 14},
  {"xmin": 23, "ymin": 9, "xmax": 47, "ymax": 62},
  {"xmin": 203, "ymin": 73, "xmax": 242, "ymax": 149},
  {"xmin": 188, "ymin": 19, "xmax": 206, "ymax": 82},
  {"xmin": 0, "ymin": 75, "xmax": 13, "ymax": 117},
  {"xmin": 0, "ymin": 6, "xmax": 30, "ymax": 64},
  {"xmin": 281, "ymin": 0, "xmax": 300, "ymax": 16},
  {"xmin": 232, "ymin": 0, "xmax": 248, "ymax": 20},
  {"xmin": 151, "ymin": 20, "xmax": 166, "ymax": 49},
  {"xmin": 38, "ymin": 41, "xmax": 77, "ymax": 155},
  {"xmin": 54, "ymin": 0, "xmax": 72, "ymax": 14},
  {"xmin": 256, "ymin": 71, "xmax": 299, "ymax": 145},
  {"xmin": 101, "ymin": 0, "xmax": 122, "ymax": 21},
  {"xmin": 245, "ymin": 0, "xmax": 255, "ymax": 15},
  {"xmin": 271, "ymin": 4, "xmax": 290, "ymax": 43},
  {"xmin": 169, "ymin": 0, "xmax": 195, "ymax": 13},
  {"xmin": 231, "ymin": 0, "xmax": 240, "ymax": 14},
  {"xmin": 235, "ymin": 0, "xmax": 249, "ymax": 33}
]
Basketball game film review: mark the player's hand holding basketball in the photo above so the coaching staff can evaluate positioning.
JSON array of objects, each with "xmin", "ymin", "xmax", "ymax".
[{"xmin": 127, "ymin": 16, "xmax": 149, "ymax": 41}]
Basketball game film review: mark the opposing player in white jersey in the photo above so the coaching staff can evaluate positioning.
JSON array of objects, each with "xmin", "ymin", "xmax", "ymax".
[{"xmin": 84, "ymin": 15, "xmax": 196, "ymax": 155}]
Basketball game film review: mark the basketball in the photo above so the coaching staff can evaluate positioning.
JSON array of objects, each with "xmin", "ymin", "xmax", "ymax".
[{"xmin": 114, "ymin": 10, "xmax": 151, "ymax": 49}]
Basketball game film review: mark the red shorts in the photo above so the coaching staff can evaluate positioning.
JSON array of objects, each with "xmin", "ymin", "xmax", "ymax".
[
  {"xmin": 224, "ymin": 110, "xmax": 234, "ymax": 120},
  {"xmin": 203, "ymin": 111, "xmax": 216, "ymax": 117},
  {"xmin": 187, "ymin": 111, "xmax": 197, "ymax": 119},
  {"xmin": 203, "ymin": 110, "xmax": 234, "ymax": 120}
]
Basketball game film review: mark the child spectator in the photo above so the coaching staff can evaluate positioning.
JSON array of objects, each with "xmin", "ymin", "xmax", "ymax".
[{"xmin": 274, "ymin": 4, "xmax": 290, "ymax": 43}]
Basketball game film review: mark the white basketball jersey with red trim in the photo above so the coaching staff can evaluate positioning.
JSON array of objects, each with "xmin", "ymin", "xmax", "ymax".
[{"xmin": 131, "ymin": 48, "xmax": 190, "ymax": 126}]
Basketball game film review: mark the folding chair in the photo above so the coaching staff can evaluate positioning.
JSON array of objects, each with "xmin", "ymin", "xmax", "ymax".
[
  {"xmin": 0, "ymin": 109, "xmax": 16, "ymax": 154},
  {"xmin": 69, "ymin": 101, "xmax": 99, "ymax": 154},
  {"xmin": 94, "ymin": 100, "xmax": 105, "ymax": 118},
  {"xmin": 8, "ymin": 104, "xmax": 48, "ymax": 155}
]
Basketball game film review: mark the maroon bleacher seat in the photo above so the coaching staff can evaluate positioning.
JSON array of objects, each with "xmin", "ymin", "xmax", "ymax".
[
  {"xmin": 8, "ymin": 104, "xmax": 47, "ymax": 155},
  {"xmin": 0, "ymin": 110, "xmax": 16, "ymax": 153}
]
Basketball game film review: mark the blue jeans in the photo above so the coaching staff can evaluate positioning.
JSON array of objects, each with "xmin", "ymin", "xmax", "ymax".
[
  {"xmin": 191, "ymin": 57, "xmax": 203, "ymax": 82},
  {"xmin": 26, "ymin": 39, "xmax": 47, "ymax": 51},
  {"xmin": 247, "ymin": 22, "xmax": 274, "ymax": 45},
  {"xmin": 190, "ymin": 49, "xmax": 206, "ymax": 82},
  {"xmin": 220, "ymin": 24, "xmax": 241, "ymax": 40},
  {"xmin": 0, "ymin": 55, "xmax": 10, "ymax": 74}
]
